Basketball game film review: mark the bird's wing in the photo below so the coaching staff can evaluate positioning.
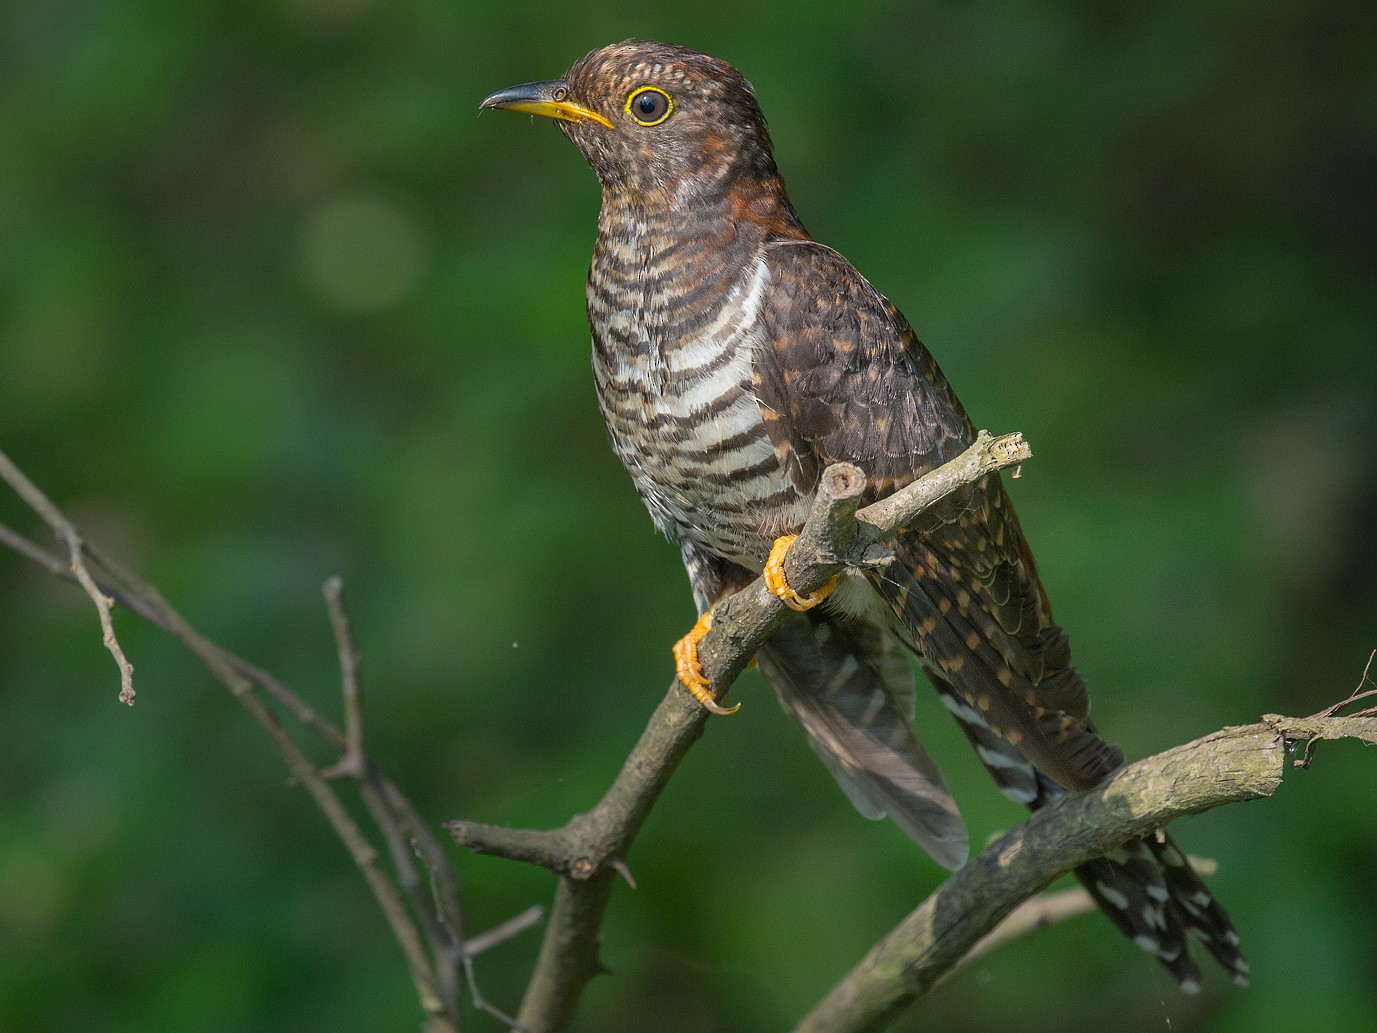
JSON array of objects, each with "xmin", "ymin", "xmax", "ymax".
[
  {"xmin": 752, "ymin": 240, "xmax": 1251, "ymax": 987},
  {"xmin": 756, "ymin": 611, "xmax": 969, "ymax": 870},
  {"xmin": 755, "ymin": 238, "xmax": 1122, "ymax": 792}
]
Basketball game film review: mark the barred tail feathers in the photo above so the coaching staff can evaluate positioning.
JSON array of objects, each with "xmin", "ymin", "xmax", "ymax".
[{"xmin": 928, "ymin": 668, "xmax": 1248, "ymax": 989}]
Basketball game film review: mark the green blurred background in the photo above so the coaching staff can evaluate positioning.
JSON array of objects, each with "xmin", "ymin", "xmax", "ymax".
[{"xmin": 2, "ymin": 1, "xmax": 1374, "ymax": 1030}]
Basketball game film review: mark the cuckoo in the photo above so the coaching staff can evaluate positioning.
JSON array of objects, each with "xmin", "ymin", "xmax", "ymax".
[{"xmin": 482, "ymin": 41, "xmax": 1247, "ymax": 990}]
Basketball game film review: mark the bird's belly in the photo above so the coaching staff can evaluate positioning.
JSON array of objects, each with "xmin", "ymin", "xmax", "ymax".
[{"xmin": 595, "ymin": 343, "xmax": 806, "ymax": 571}]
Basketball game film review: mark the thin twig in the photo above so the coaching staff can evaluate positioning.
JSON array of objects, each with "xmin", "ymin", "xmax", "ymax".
[
  {"xmin": 1330, "ymin": 649, "xmax": 1376, "ymax": 716},
  {"xmin": 1294, "ymin": 649, "xmax": 1377, "ymax": 767},
  {"xmin": 942, "ymin": 885, "xmax": 1096, "ymax": 980},
  {"xmin": 0, "ymin": 449, "xmax": 135, "ymax": 704},
  {"xmin": 290, "ymin": 579, "xmax": 466, "ymax": 1026},
  {"xmin": 466, "ymin": 906, "xmax": 545, "ymax": 958},
  {"xmin": 380, "ymin": 779, "xmax": 469, "ymax": 946},
  {"xmin": 0, "ymin": 517, "xmax": 355, "ymax": 750},
  {"xmin": 370, "ymin": 778, "xmax": 470, "ymax": 1019},
  {"xmin": 464, "ymin": 953, "xmax": 530, "ymax": 1032},
  {"xmin": 0, "ymin": 520, "xmax": 79, "ymax": 577},
  {"xmin": 322, "ymin": 576, "xmax": 366, "ymax": 779},
  {"xmin": 376, "ymin": 785, "xmax": 464, "ymax": 1023}
]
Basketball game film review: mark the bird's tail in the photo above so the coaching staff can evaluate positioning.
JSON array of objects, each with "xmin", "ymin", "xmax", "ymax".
[
  {"xmin": 931, "ymin": 670, "xmax": 1249, "ymax": 989},
  {"xmin": 1075, "ymin": 831, "xmax": 1250, "ymax": 991}
]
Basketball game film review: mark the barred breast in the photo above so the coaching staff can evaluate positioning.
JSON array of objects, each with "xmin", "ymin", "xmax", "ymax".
[{"xmin": 586, "ymin": 195, "xmax": 807, "ymax": 570}]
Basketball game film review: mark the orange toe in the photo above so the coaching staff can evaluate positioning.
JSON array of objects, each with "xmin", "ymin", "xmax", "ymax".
[
  {"xmin": 672, "ymin": 608, "xmax": 740, "ymax": 715},
  {"xmin": 763, "ymin": 534, "xmax": 837, "ymax": 612}
]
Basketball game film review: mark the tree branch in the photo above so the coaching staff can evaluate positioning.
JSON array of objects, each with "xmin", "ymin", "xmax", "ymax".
[
  {"xmin": 444, "ymin": 431, "xmax": 1031, "ymax": 1031},
  {"xmin": 0, "ymin": 449, "xmax": 477, "ymax": 1032},
  {"xmin": 792, "ymin": 709, "xmax": 1377, "ymax": 1033}
]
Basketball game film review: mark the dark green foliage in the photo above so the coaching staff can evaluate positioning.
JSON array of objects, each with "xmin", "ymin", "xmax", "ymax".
[{"xmin": 2, "ymin": 2, "xmax": 1373, "ymax": 1030}]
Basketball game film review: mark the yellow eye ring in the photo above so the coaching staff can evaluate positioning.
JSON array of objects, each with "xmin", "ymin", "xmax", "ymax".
[{"xmin": 625, "ymin": 86, "xmax": 673, "ymax": 127}]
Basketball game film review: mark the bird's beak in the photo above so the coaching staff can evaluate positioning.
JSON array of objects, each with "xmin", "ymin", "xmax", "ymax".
[{"xmin": 479, "ymin": 80, "xmax": 613, "ymax": 129}]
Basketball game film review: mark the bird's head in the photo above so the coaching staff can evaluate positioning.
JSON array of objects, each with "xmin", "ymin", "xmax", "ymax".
[{"xmin": 481, "ymin": 41, "xmax": 785, "ymax": 205}]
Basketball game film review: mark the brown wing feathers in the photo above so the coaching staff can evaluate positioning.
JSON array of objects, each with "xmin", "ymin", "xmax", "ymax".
[
  {"xmin": 754, "ymin": 236, "xmax": 1245, "ymax": 986},
  {"xmin": 758, "ymin": 239, "xmax": 1122, "ymax": 790}
]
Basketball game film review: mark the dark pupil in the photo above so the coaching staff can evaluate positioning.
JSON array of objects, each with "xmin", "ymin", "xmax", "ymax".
[{"xmin": 637, "ymin": 92, "xmax": 662, "ymax": 117}]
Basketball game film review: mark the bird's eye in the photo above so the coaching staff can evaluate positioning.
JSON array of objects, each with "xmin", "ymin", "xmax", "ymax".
[{"xmin": 625, "ymin": 86, "xmax": 673, "ymax": 127}]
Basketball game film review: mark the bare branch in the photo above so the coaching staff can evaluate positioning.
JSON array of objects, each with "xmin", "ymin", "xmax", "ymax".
[
  {"xmin": 322, "ymin": 576, "xmax": 366, "ymax": 779},
  {"xmin": 0, "ymin": 449, "xmax": 136, "ymax": 704},
  {"xmin": 792, "ymin": 708, "xmax": 1376, "ymax": 1033},
  {"xmin": 0, "ymin": 455, "xmax": 471, "ymax": 1032},
  {"xmin": 856, "ymin": 430, "xmax": 1031, "ymax": 545},
  {"xmin": 439, "ymin": 432, "xmax": 1031, "ymax": 1031},
  {"xmin": 466, "ymin": 906, "xmax": 545, "ymax": 958},
  {"xmin": 516, "ymin": 873, "xmax": 618, "ymax": 1032},
  {"xmin": 1, "ymin": 509, "xmax": 475, "ymax": 1005},
  {"xmin": 232, "ymin": 672, "xmax": 455, "ymax": 1029}
]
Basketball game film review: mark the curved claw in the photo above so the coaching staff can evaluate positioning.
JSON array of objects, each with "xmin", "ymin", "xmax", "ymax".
[
  {"xmin": 698, "ymin": 692, "xmax": 741, "ymax": 717},
  {"xmin": 764, "ymin": 534, "xmax": 838, "ymax": 612},
  {"xmin": 672, "ymin": 608, "xmax": 741, "ymax": 715}
]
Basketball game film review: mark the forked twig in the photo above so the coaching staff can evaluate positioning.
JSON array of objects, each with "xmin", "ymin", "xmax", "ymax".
[{"xmin": 0, "ymin": 449, "xmax": 135, "ymax": 704}]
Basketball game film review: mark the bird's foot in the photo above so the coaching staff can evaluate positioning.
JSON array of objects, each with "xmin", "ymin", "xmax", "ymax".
[
  {"xmin": 764, "ymin": 534, "xmax": 837, "ymax": 611},
  {"xmin": 673, "ymin": 608, "xmax": 740, "ymax": 715}
]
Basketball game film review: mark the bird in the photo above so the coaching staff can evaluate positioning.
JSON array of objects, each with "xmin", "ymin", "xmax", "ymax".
[{"xmin": 481, "ymin": 41, "xmax": 1248, "ymax": 991}]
